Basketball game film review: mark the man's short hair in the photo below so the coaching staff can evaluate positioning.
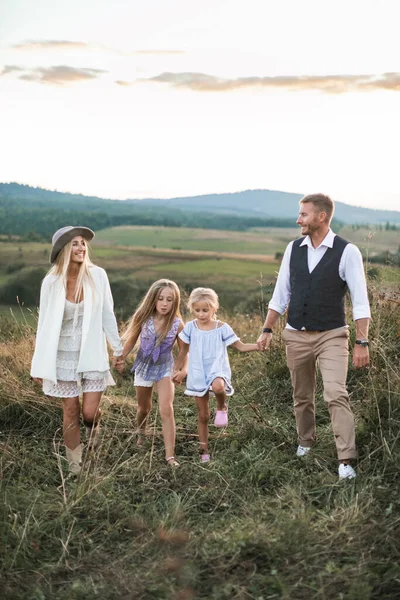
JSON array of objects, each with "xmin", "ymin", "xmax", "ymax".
[{"xmin": 300, "ymin": 193, "xmax": 335, "ymax": 223}]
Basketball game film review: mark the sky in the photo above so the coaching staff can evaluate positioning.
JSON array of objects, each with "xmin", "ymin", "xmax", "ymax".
[{"xmin": 0, "ymin": 0, "xmax": 400, "ymax": 211}]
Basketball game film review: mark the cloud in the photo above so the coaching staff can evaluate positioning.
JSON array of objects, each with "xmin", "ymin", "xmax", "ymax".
[
  {"xmin": 142, "ymin": 71, "xmax": 400, "ymax": 93},
  {"xmin": 11, "ymin": 40, "xmax": 185, "ymax": 56},
  {"xmin": 133, "ymin": 50, "xmax": 186, "ymax": 55},
  {"xmin": 17, "ymin": 65, "xmax": 107, "ymax": 85},
  {"xmin": 12, "ymin": 40, "xmax": 90, "ymax": 51},
  {"xmin": 0, "ymin": 65, "xmax": 24, "ymax": 76}
]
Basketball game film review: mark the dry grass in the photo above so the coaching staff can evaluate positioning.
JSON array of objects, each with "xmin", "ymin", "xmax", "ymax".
[{"xmin": 1, "ymin": 287, "xmax": 400, "ymax": 599}]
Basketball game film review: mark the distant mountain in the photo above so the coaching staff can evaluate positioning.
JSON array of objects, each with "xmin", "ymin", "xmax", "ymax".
[
  {"xmin": 136, "ymin": 190, "xmax": 400, "ymax": 225},
  {"xmin": 0, "ymin": 183, "xmax": 297, "ymax": 239},
  {"xmin": 1, "ymin": 183, "xmax": 399, "ymax": 226}
]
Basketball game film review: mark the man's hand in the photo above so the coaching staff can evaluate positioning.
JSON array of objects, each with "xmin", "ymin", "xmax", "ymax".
[
  {"xmin": 352, "ymin": 345, "xmax": 370, "ymax": 368},
  {"xmin": 257, "ymin": 332, "xmax": 272, "ymax": 351}
]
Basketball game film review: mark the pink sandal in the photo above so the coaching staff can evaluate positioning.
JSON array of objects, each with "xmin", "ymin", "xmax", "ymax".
[
  {"xmin": 214, "ymin": 408, "xmax": 228, "ymax": 428},
  {"xmin": 200, "ymin": 453, "xmax": 211, "ymax": 463}
]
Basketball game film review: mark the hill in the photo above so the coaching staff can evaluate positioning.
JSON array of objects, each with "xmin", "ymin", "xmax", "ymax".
[
  {"xmin": 1, "ymin": 185, "xmax": 399, "ymax": 239},
  {"xmin": 135, "ymin": 189, "xmax": 400, "ymax": 225},
  {"xmin": 0, "ymin": 184, "xmax": 298, "ymax": 239}
]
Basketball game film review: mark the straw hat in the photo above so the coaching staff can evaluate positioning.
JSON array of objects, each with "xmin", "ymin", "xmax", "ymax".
[{"xmin": 50, "ymin": 226, "xmax": 95, "ymax": 264}]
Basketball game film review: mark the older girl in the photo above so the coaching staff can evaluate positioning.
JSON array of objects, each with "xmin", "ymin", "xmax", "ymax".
[
  {"xmin": 119, "ymin": 279, "xmax": 187, "ymax": 467},
  {"xmin": 31, "ymin": 226, "xmax": 123, "ymax": 475}
]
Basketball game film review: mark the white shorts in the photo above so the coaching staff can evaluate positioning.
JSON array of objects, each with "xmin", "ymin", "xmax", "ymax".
[{"xmin": 134, "ymin": 370, "xmax": 172, "ymax": 387}]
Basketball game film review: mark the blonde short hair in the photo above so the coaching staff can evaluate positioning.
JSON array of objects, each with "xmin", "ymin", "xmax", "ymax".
[{"xmin": 187, "ymin": 287, "xmax": 219, "ymax": 313}]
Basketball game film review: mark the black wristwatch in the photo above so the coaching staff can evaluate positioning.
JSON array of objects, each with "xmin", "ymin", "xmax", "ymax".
[
  {"xmin": 262, "ymin": 327, "xmax": 273, "ymax": 334},
  {"xmin": 355, "ymin": 339, "xmax": 369, "ymax": 348}
]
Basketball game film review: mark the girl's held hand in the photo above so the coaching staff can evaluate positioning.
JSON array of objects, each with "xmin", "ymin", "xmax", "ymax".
[
  {"xmin": 113, "ymin": 356, "xmax": 125, "ymax": 373},
  {"xmin": 172, "ymin": 370, "xmax": 186, "ymax": 384},
  {"xmin": 32, "ymin": 377, "xmax": 43, "ymax": 385},
  {"xmin": 257, "ymin": 333, "xmax": 272, "ymax": 351}
]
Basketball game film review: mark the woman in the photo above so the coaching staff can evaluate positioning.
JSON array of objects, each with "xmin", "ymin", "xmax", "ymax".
[{"xmin": 31, "ymin": 226, "xmax": 124, "ymax": 475}]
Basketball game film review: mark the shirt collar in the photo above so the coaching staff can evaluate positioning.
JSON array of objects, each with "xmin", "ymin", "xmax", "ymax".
[{"xmin": 300, "ymin": 228, "xmax": 335, "ymax": 250}]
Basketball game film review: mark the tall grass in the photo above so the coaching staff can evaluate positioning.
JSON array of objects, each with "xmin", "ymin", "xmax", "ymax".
[{"xmin": 0, "ymin": 283, "xmax": 399, "ymax": 599}]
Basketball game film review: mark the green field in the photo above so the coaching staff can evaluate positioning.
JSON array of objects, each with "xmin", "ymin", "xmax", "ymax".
[
  {"xmin": 339, "ymin": 225, "xmax": 400, "ymax": 254},
  {"xmin": 137, "ymin": 257, "xmax": 278, "ymax": 286},
  {"xmin": 0, "ymin": 225, "xmax": 398, "ymax": 317},
  {"xmin": 94, "ymin": 226, "xmax": 299, "ymax": 254},
  {"xmin": 94, "ymin": 224, "xmax": 400, "ymax": 256}
]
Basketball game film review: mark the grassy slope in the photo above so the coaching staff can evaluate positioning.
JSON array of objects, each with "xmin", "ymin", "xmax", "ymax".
[
  {"xmin": 1, "ymin": 225, "xmax": 398, "ymax": 315},
  {"xmin": 1, "ymin": 287, "xmax": 400, "ymax": 600},
  {"xmin": 93, "ymin": 226, "xmax": 300, "ymax": 254},
  {"xmin": 338, "ymin": 226, "xmax": 400, "ymax": 254},
  {"xmin": 0, "ymin": 237, "xmax": 281, "ymax": 315},
  {"xmin": 93, "ymin": 224, "xmax": 400, "ymax": 255}
]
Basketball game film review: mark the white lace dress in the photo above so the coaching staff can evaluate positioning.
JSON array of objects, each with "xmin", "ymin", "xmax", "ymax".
[{"xmin": 42, "ymin": 299, "xmax": 115, "ymax": 398}]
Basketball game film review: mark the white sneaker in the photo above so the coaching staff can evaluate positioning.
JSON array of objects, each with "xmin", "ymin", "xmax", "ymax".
[
  {"xmin": 338, "ymin": 464, "xmax": 356, "ymax": 480},
  {"xmin": 296, "ymin": 445, "xmax": 311, "ymax": 457}
]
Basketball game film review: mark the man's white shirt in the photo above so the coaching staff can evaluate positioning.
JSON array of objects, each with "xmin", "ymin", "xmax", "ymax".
[{"xmin": 268, "ymin": 229, "xmax": 371, "ymax": 328}]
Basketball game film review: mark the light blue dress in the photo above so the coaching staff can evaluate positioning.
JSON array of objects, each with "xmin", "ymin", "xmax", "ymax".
[{"xmin": 179, "ymin": 320, "xmax": 239, "ymax": 397}]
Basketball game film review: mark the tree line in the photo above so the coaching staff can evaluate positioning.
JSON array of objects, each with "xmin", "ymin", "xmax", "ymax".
[{"xmin": 1, "ymin": 198, "xmax": 344, "ymax": 240}]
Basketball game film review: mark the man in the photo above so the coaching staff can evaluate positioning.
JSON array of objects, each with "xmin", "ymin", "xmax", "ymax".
[{"xmin": 258, "ymin": 194, "xmax": 370, "ymax": 479}]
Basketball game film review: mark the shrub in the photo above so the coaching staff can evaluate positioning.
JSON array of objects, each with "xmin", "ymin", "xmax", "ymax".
[
  {"xmin": 108, "ymin": 276, "xmax": 151, "ymax": 320},
  {"xmin": 0, "ymin": 267, "xmax": 47, "ymax": 306},
  {"xmin": 5, "ymin": 261, "xmax": 26, "ymax": 274}
]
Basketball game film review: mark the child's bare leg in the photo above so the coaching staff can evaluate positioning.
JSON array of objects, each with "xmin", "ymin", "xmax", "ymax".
[
  {"xmin": 196, "ymin": 393, "xmax": 210, "ymax": 455},
  {"xmin": 212, "ymin": 378, "xmax": 228, "ymax": 428},
  {"xmin": 155, "ymin": 377, "xmax": 176, "ymax": 463},
  {"xmin": 136, "ymin": 386, "xmax": 153, "ymax": 445},
  {"xmin": 211, "ymin": 378, "xmax": 227, "ymax": 411}
]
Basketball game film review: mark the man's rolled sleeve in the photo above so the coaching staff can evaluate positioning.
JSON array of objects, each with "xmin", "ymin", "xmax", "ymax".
[
  {"xmin": 268, "ymin": 241, "xmax": 293, "ymax": 315},
  {"xmin": 342, "ymin": 244, "xmax": 371, "ymax": 321}
]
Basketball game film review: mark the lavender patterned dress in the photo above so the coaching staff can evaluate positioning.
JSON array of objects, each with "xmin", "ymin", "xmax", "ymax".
[{"xmin": 132, "ymin": 316, "xmax": 181, "ymax": 383}]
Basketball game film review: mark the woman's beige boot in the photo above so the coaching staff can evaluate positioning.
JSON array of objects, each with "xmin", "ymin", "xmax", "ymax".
[{"xmin": 65, "ymin": 444, "xmax": 83, "ymax": 475}]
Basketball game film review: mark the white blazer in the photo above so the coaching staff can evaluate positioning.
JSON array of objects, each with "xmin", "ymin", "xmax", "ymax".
[{"xmin": 31, "ymin": 265, "xmax": 123, "ymax": 384}]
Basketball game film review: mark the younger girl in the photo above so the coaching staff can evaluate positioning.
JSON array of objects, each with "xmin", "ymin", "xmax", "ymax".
[
  {"xmin": 119, "ymin": 279, "xmax": 187, "ymax": 467},
  {"xmin": 173, "ymin": 287, "xmax": 260, "ymax": 462}
]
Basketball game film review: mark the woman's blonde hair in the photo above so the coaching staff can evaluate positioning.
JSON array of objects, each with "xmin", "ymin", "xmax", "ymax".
[
  {"xmin": 123, "ymin": 279, "xmax": 182, "ymax": 346},
  {"xmin": 187, "ymin": 287, "xmax": 219, "ymax": 314},
  {"xmin": 48, "ymin": 237, "xmax": 94, "ymax": 302}
]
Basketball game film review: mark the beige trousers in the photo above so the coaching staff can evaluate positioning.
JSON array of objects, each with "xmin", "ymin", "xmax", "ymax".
[{"xmin": 281, "ymin": 327, "xmax": 357, "ymax": 461}]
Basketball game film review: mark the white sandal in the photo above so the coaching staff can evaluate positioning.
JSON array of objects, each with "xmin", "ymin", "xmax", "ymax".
[{"xmin": 166, "ymin": 456, "xmax": 180, "ymax": 467}]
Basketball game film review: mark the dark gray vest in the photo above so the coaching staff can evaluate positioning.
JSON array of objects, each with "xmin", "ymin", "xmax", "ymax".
[{"xmin": 288, "ymin": 235, "xmax": 349, "ymax": 331}]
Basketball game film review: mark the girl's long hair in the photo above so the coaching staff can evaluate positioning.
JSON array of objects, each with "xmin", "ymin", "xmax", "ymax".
[
  {"xmin": 123, "ymin": 279, "xmax": 182, "ymax": 346},
  {"xmin": 48, "ymin": 239, "xmax": 94, "ymax": 302}
]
